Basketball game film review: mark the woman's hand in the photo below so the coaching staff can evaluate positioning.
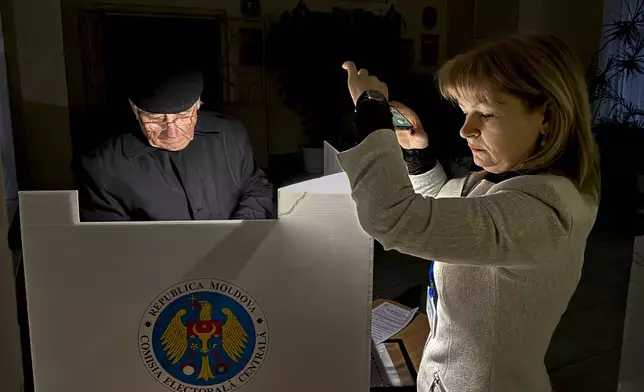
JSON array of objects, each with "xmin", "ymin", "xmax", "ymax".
[
  {"xmin": 390, "ymin": 101, "xmax": 429, "ymax": 150},
  {"xmin": 342, "ymin": 61, "xmax": 389, "ymax": 106}
]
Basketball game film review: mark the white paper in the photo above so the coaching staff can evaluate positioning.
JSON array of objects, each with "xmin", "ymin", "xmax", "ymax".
[{"xmin": 371, "ymin": 302, "xmax": 418, "ymax": 345}]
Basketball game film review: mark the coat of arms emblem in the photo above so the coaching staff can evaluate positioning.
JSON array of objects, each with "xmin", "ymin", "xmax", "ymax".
[{"xmin": 139, "ymin": 279, "xmax": 268, "ymax": 391}]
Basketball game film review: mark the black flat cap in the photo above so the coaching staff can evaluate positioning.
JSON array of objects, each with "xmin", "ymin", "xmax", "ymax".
[{"xmin": 130, "ymin": 69, "xmax": 204, "ymax": 114}]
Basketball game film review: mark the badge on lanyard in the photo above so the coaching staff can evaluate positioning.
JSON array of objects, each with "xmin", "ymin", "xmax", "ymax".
[{"xmin": 427, "ymin": 261, "xmax": 438, "ymax": 336}]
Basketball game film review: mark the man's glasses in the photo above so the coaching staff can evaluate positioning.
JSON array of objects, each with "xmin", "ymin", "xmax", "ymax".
[
  {"xmin": 138, "ymin": 106, "xmax": 198, "ymax": 132},
  {"xmin": 141, "ymin": 116, "xmax": 197, "ymax": 132}
]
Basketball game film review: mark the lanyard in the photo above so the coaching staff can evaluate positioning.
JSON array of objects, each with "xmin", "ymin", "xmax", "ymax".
[
  {"xmin": 428, "ymin": 261, "xmax": 437, "ymax": 305},
  {"xmin": 427, "ymin": 261, "xmax": 438, "ymax": 336}
]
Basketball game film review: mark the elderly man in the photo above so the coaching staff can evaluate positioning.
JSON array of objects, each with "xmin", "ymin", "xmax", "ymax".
[{"xmin": 77, "ymin": 70, "xmax": 273, "ymax": 221}]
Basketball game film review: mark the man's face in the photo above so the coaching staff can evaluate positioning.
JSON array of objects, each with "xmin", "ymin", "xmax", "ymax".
[{"xmin": 136, "ymin": 103, "xmax": 198, "ymax": 151}]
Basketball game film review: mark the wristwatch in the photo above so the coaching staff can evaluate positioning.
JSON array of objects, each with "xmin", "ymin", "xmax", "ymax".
[{"xmin": 357, "ymin": 90, "xmax": 388, "ymax": 107}]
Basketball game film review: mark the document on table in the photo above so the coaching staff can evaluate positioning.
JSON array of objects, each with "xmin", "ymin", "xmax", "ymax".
[{"xmin": 371, "ymin": 302, "xmax": 418, "ymax": 345}]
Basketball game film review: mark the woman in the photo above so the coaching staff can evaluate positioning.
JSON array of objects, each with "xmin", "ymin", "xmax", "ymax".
[{"xmin": 339, "ymin": 34, "xmax": 600, "ymax": 392}]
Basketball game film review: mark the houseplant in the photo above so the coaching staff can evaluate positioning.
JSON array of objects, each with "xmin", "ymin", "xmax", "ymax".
[{"xmin": 587, "ymin": 0, "xmax": 644, "ymax": 235}]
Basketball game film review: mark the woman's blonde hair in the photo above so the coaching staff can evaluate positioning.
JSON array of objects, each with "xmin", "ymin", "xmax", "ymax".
[{"xmin": 436, "ymin": 34, "xmax": 600, "ymax": 198}]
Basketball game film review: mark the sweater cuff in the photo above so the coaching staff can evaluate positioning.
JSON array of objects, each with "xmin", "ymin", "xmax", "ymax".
[
  {"xmin": 354, "ymin": 95, "xmax": 394, "ymax": 144},
  {"xmin": 402, "ymin": 148, "xmax": 436, "ymax": 175}
]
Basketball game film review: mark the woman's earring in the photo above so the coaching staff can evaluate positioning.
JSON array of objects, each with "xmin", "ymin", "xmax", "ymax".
[{"xmin": 540, "ymin": 133, "xmax": 547, "ymax": 147}]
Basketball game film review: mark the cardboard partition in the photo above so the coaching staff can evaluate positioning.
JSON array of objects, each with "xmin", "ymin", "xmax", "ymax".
[
  {"xmin": 19, "ymin": 171, "xmax": 373, "ymax": 392},
  {"xmin": 324, "ymin": 141, "xmax": 342, "ymax": 176},
  {"xmin": 619, "ymin": 236, "xmax": 644, "ymax": 392}
]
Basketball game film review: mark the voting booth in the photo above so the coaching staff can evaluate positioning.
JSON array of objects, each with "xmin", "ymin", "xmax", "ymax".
[{"xmin": 19, "ymin": 165, "xmax": 374, "ymax": 392}]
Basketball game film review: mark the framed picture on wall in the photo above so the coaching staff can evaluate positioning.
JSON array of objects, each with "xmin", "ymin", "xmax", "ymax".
[
  {"xmin": 420, "ymin": 34, "xmax": 439, "ymax": 67},
  {"xmin": 240, "ymin": 28, "xmax": 263, "ymax": 67},
  {"xmin": 223, "ymin": 20, "xmax": 265, "ymax": 105}
]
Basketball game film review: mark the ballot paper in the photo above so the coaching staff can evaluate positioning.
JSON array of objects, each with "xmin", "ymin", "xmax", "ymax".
[{"xmin": 371, "ymin": 302, "xmax": 418, "ymax": 345}]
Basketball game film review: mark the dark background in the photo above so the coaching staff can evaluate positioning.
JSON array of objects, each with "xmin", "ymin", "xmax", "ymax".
[{"xmin": 1, "ymin": 0, "xmax": 640, "ymax": 391}]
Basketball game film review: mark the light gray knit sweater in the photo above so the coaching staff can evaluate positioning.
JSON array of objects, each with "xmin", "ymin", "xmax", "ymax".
[{"xmin": 337, "ymin": 130, "xmax": 598, "ymax": 392}]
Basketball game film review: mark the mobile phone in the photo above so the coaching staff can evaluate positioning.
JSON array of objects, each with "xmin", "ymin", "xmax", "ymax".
[{"xmin": 390, "ymin": 106, "xmax": 414, "ymax": 129}]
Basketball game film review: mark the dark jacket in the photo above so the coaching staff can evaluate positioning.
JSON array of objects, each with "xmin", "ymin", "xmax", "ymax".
[{"xmin": 76, "ymin": 111, "xmax": 273, "ymax": 221}]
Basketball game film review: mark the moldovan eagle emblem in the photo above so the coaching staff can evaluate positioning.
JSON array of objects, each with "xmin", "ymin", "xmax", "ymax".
[{"xmin": 139, "ymin": 279, "xmax": 269, "ymax": 392}]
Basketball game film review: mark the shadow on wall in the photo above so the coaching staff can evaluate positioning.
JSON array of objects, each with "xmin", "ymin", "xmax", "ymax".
[{"xmin": 21, "ymin": 101, "xmax": 73, "ymax": 190}]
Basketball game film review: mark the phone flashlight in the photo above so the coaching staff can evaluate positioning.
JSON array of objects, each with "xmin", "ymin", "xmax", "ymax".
[{"xmin": 390, "ymin": 106, "xmax": 414, "ymax": 129}]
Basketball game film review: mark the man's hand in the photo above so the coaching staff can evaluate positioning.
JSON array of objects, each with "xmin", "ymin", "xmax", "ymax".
[
  {"xmin": 342, "ymin": 61, "xmax": 389, "ymax": 106},
  {"xmin": 390, "ymin": 101, "xmax": 429, "ymax": 150}
]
